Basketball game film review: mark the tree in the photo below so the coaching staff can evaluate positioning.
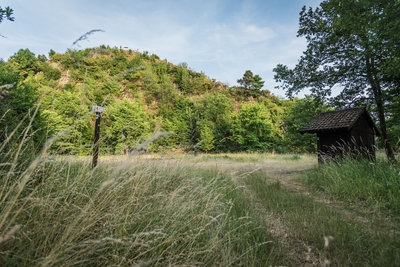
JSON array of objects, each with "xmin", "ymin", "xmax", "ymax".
[
  {"xmin": 0, "ymin": 6, "xmax": 14, "ymax": 24},
  {"xmin": 103, "ymin": 99, "xmax": 152, "ymax": 154},
  {"xmin": 274, "ymin": 0, "xmax": 400, "ymax": 162},
  {"xmin": 9, "ymin": 49, "xmax": 41, "ymax": 77},
  {"xmin": 192, "ymin": 93, "xmax": 233, "ymax": 151},
  {"xmin": 0, "ymin": 6, "xmax": 14, "ymax": 38},
  {"xmin": 283, "ymin": 96, "xmax": 332, "ymax": 153},
  {"xmin": 230, "ymin": 102, "xmax": 275, "ymax": 151},
  {"xmin": 236, "ymin": 70, "xmax": 265, "ymax": 97},
  {"xmin": 43, "ymin": 90, "xmax": 91, "ymax": 154},
  {"xmin": 0, "ymin": 61, "xmax": 45, "ymax": 156}
]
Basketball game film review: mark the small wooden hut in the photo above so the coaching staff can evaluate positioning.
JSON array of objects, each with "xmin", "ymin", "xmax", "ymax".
[{"xmin": 300, "ymin": 107, "xmax": 380, "ymax": 163}]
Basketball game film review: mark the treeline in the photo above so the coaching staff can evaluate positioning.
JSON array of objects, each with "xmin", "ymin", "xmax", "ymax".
[{"xmin": 0, "ymin": 46, "xmax": 366, "ymax": 155}]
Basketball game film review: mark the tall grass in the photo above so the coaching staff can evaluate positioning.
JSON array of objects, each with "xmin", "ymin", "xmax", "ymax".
[
  {"xmin": 305, "ymin": 157, "xmax": 400, "ymax": 214},
  {"xmin": 241, "ymin": 171, "xmax": 400, "ymax": 266},
  {"xmin": 0, "ymin": 152, "xmax": 280, "ymax": 266}
]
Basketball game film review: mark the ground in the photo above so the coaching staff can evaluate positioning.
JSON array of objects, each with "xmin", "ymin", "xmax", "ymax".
[{"xmin": 180, "ymin": 156, "xmax": 397, "ymax": 266}]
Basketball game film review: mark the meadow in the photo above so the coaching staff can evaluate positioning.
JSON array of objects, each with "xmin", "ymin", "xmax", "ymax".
[{"xmin": 0, "ymin": 148, "xmax": 399, "ymax": 266}]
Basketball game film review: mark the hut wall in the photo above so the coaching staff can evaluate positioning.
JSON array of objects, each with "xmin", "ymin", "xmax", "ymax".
[
  {"xmin": 317, "ymin": 130, "xmax": 351, "ymax": 162},
  {"xmin": 350, "ymin": 114, "xmax": 376, "ymax": 156}
]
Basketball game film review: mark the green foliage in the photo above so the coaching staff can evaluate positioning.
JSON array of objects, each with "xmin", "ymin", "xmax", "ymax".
[
  {"xmin": 8, "ymin": 79, "xmax": 38, "ymax": 114},
  {"xmin": 142, "ymin": 67, "xmax": 159, "ymax": 101},
  {"xmin": 102, "ymin": 81, "xmax": 123, "ymax": 96},
  {"xmin": 0, "ymin": 61, "xmax": 45, "ymax": 154},
  {"xmin": 0, "ymin": 45, "xmax": 333, "ymax": 154},
  {"xmin": 236, "ymin": 70, "xmax": 265, "ymax": 97},
  {"xmin": 172, "ymin": 63, "xmax": 212, "ymax": 95},
  {"xmin": 42, "ymin": 65, "xmax": 61, "ymax": 81},
  {"xmin": 0, "ymin": 6, "xmax": 14, "ymax": 24},
  {"xmin": 43, "ymin": 90, "xmax": 92, "ymax": 154},
  {"xmin": 0, "ymin": 60, "xmax": 20, "ymax": 85},
  {"xmin": 199, "ymin": 121, "xmax": 215, "ymax": 151},
  {"xmin": 8, "ymin": 49, "xmax": 41, "ymax": 77},
  {"xmin": 103, "ymin": 99, "xmax": 152, "ymax": 154},
  {"xmin": 230, "ymin": 102, "xmax": 275, "ymax": 151},
  {"xmin": 48, "ymin": 49, "xmax": 56, "ymax": 59},
  {"xmin": 154, "ymin": 74, "xmax": 179, "ymax": 109},
  {"xmin": 153, "ymin": 97, "xmax": 194, "ymax": 151},
  {"xmin": 192, "ymin": 93, "xmax": 233, "ymax": 151},
  {"xmin": 386, "ymin": 89, "xmax": 400, "ymax": 152},
  {"xmin": 110, "ymin": 53, "xmax": 128, "ymax": 76},
  {"xmin": 273, "ymin": 0, "xmax": 400, "ymax": 161},
  {"xmin": 282, "ymin": 96, "xmax": 332, "ymax": 153}
]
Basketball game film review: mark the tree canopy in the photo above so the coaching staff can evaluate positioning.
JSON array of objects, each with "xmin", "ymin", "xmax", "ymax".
[
  {"xmin": 274, "ymin": 0, "xmax": 400, "ymax": 161},
  {"xmin": 0, "ymin": 6, "xmax": 14, "ymax": 38},
  {"xmin": 0, "ymin": 6, "xmax": 14, "ymax": 24},
  {"xmin": 235, "ymin": 70, "xmax": 265, "ymax": 97}
]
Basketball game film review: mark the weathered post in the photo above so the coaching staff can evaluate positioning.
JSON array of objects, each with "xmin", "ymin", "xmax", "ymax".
[{"xmin": 92, "ymin": 105, "xmax": 105, "ymax": 168}]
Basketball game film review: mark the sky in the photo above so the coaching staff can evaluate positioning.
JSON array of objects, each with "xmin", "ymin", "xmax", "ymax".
[{"xmin": 0, "ymin": 0, "xmax": 322, "ymax": 98}]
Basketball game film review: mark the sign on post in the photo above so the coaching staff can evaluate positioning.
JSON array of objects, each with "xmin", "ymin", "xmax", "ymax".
[
  {"xmin": 92, "ymin": 105, "xmax": 106, "ymax": 113},
  {"xmin": 92, "ymin": 105, "xmax": 105, "ymax": 168}
]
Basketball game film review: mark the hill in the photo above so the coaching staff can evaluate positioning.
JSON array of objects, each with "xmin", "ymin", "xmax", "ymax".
[{"xmin": 0, "ymin": 46, "xmax": 328, "ymax": 155}]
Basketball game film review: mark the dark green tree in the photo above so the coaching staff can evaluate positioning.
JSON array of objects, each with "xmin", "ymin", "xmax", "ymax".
[
  {"xmin": 283, "ymin": 96, "xmax": 332, "ymax": 153},
  {"xmin": 386, "ymin": 88, "xmax": 400, "ymax": 152},
  {"xmin": 0, "ymin": 6, "xmax": 14, "ymax": 23},
  {"xmin": 0, "ymin": 6, "xmax": 14, "ymax": 37},
  {"xmin": 274, "ymin": 0, "xmax": 400, "ymax": 162},
  {"xmin": 236, "ymin": 70, "xmax": 265, "ymax": 97}
]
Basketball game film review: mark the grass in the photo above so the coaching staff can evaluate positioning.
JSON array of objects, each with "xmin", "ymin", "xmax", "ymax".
[
  {"xmin": 0, "ymin": 154, "xmax": 282, "ymax": 266},
  {"xmin": 1, "ymin": 121, "xmax": 399, "ymax": 266},
  {"xmin": 241, "ymin": 171, "xmax": 400, "ymax": 266},
  {"xmin": 304, "ymin": 156, "xmax": 400, "ymax": 214}
]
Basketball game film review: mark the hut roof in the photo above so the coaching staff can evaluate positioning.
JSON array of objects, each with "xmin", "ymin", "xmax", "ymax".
[{"xmin": 299, "ymin": 107, "xmax": 381, "ymax": 136}]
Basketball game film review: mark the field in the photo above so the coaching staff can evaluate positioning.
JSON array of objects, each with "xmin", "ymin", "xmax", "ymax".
[{"xmin": 0, "ymin": 151, "xmax": 399, "ymax": 266}]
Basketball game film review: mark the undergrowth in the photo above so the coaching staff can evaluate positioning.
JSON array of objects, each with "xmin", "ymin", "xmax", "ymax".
[{"xmin": 305, "ymin": 157, "xmax": 400, "ymax": 214}]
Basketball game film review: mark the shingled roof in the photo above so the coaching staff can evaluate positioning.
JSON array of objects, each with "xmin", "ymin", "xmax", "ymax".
[{"xmin": 300, "ymin": 107, "xmax": 381, "ymax": 136}]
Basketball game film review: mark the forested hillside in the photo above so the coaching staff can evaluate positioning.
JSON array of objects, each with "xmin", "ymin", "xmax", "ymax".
[{"xmin": 0, "ymin": 46, "xmax": 338, "ymax": 155}]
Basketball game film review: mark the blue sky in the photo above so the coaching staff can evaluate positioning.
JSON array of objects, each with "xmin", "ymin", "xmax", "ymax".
[{"xmin": 1, "ymin": 0, "xmax": 321, "ymax": 98}]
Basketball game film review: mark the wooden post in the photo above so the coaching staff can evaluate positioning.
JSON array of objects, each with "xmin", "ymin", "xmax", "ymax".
[{"xmin": 92, "ymin": 105, "xmax": 105, "ymax": 168}]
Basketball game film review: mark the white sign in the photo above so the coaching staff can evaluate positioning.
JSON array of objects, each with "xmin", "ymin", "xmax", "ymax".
[{"xmin": 92, "ymin": 105, "xmax": 105, "ymax": 113}]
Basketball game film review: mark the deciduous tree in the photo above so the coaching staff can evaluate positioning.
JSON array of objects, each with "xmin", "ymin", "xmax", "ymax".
[
  {"xmin": 283, "ymin": 96, "xmax": 332, "ymax": 153},
  {"xmin": 274, "ymin": 0, "xmax": 400, "ymax": 161},
  {"xmin": 230, "ymin": 102, "xmax": 274, "ymax": 151}
]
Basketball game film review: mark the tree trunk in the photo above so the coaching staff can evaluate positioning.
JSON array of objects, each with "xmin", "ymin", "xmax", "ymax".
[
  {"xmin": 375, "ymin": 93, "xmax": 396, "ymax": 162},
  {"xmin": 366, "ymin": 55, "xmax": 397, "ymax": 162}
]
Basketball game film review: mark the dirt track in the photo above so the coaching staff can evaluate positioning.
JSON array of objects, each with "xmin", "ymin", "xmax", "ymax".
[{"xmin": 188, "ymin": 160, "xmax": 397, "ymax": 266}]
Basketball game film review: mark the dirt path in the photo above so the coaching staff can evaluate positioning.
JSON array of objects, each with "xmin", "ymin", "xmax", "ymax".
[
  {"xmin": 192, "ymin": 160, "xmax": 396, "ymax": 228},
  {"xmin": 192, "ymin": 160, "xmax": 313, "ymax": 193},
  {"xmin": 188, "ymin": 160, "xmax": 397, "ymax": 266}
]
